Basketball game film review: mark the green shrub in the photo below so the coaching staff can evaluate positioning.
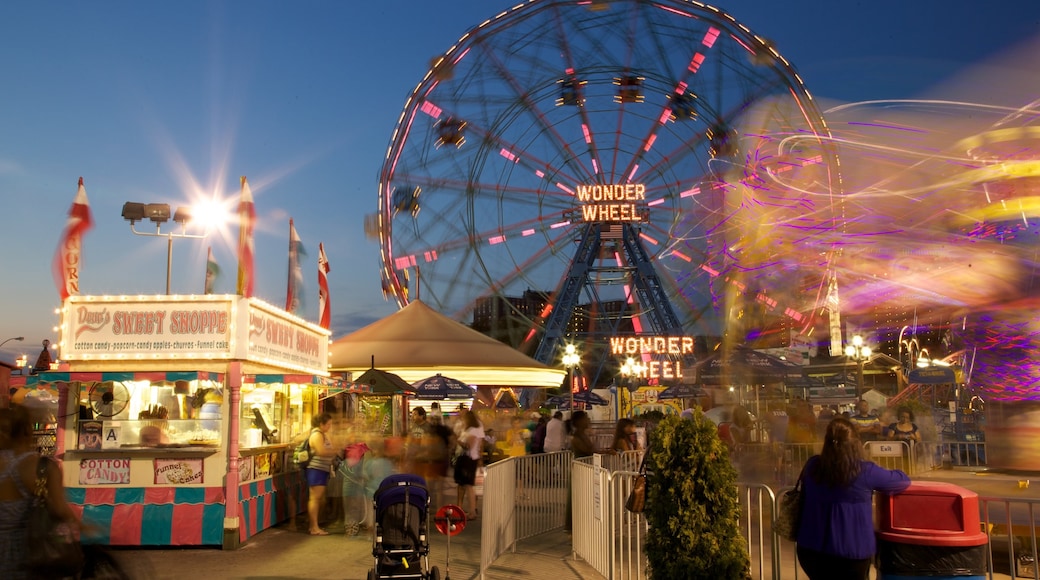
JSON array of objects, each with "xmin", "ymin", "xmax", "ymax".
[{"xmin": 644, "ymin": 413, "xmax": 751, "ymax": 579}]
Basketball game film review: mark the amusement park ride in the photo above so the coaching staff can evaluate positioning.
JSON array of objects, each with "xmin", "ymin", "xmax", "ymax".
[
  {"xmin": 372, "ymin": 0, "xmax": 842, "ymax": 389},
  {"xmin": 371, "ymin": 2, "xmax": 1040, "ymax": 472}
]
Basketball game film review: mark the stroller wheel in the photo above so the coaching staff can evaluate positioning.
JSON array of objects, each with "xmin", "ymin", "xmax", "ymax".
[{"xmin": 428, "ymin": 565, "xmax": 441, "ymax": 580}]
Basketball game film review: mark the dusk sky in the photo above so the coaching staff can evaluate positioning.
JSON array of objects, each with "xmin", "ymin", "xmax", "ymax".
[{"xmin": 1, "ymin": 0, "xmax": 1037, "ymax": 365}]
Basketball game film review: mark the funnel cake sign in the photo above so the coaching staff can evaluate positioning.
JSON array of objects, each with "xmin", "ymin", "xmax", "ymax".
[{"xmin": 60, "ymin": 295, "xmax": 330, "ymax": 375}]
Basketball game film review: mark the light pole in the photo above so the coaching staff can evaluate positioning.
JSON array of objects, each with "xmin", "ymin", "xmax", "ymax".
[
  {"xmin": 0, "ymin": 336, "xmax": 24, "ymax": 349},
  {"xmin": 562, "ymin": 343, "xmax": 581, "ymax": 414},
  {"xmin": 122, "ymin": 202, "xmax": 207, "ymax": 295},
  {"xmin": 845, "ymin": 334, "xmax": 872, "ymax": 399},
  {"xmin": 620, "ymin": 357, "xmax": 645, "ymax": 418}
]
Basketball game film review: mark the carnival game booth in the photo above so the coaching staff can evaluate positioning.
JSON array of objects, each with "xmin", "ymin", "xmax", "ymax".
[{"xmin": 52, "ymin": 294, "xmax": 338, "ymax": 548}]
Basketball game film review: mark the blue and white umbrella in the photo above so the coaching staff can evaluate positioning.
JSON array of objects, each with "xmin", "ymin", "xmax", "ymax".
[
  {"xmin": 657, "ymin": 384, "xmax": 707, "ymax": 400},
  {"xmin": 545, "ymin": 390, "xmax": 609, "ymax": 407},
  {"xmin": 411, "ymin": 373, "xmax": 475, "ymax": 400}
]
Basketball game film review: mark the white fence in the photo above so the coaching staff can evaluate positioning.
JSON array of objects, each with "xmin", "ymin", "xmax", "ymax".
[
  {"xmin": 480, "ymin": 451, "xmax": 572, "ymax": 578},
  {"xmin": 482, "ymin": 449, "xmax": 1038, "ymax": 580}
]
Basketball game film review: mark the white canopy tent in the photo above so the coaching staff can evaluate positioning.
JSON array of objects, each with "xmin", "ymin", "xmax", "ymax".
[{"xmin": 328, "ymin": 300, "xmax": 566, "ymax": 388}]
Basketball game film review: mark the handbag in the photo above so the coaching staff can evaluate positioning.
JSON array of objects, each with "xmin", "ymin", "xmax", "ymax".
[
  {"xmin": 774, "ymin": 467, "xmax": 806, "ymax": 542},
  {"xmin": 625, "ymin": 472, "xmax": 646, "ymax": 513},
  {"xmin": 26, "ymin": 456, "xmax": 84, "ymax": 577},
  {"xmin": 625, "ymin": 446, "xmax": 649, "ymax": 513}
]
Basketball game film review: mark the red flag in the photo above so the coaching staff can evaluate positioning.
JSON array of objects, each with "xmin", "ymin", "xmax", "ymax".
[
  {"xmin": 236, "ymin": 176, "xmax": 255, "ymax": 297},
  {"xmin": 286, "ymin": 218, "xmax": 306, "ymax": 314},
  {"xmin": 52, "ymin": 177, "xmax": 94, "ymax": 302},
  {"xmin": 318, "ymin": 242, "xmax": 331, "ymax": 329}
]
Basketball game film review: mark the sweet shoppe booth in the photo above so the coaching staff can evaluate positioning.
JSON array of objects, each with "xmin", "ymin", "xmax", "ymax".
[{"xmin": 50, "ymin": 294, "xmax": 344, "ymax": 548}]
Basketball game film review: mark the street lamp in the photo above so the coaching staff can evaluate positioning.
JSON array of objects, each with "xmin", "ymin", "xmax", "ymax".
[
  {"xmin": 619, "ymin": 357, "xmax": 645, "ymax": 418},
  {"xmin": 122, "ymin": 202, "xmax": 208, "ymax": 295},
  {"xmin": 844, "ymin": 334, "xmax": 872, "ymax": 399},
  {"xmin": 0, "ymin": 336, "xmax": 24, "ymax": 349},
  {"xmin": 562, "ymin": 343, "xmax": 581, "ymax": 413}
]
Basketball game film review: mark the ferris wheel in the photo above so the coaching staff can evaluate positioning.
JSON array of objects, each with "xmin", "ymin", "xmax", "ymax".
[{"xmin": 377, "ymin": 0, "xmax": 841, "ymax": 380}]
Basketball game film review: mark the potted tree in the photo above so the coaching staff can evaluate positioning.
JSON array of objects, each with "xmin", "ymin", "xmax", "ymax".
[{"xmin": 643, "ymin": 412, "xmax": 751, "ymax": 579}]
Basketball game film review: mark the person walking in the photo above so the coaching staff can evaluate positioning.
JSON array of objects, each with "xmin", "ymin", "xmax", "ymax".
[
  {"xmin": 543, "ymin": 411, "xmax": 566, "ymax": 453},
  {"xmin": 0, "ymin": 405, "xmax": 81, "ymax": 579},
  {"xmin": 453, "ymin": 410, "xmax": 484, "ymax": 520},
  {"xmin": 796, "ymin": 416, "xmax": 911, "ymax": 580},
  {"xmin": 304, "ymin": 413, "xmax": 336, "ymax": 536}
]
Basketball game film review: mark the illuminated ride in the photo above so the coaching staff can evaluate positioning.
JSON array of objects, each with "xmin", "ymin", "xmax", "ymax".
[
  {"xmin": 817, "ymin": 98, "xmax": 1040, "ymax": 471},
  {"xmin": 376, "ymin": 0, "xmax": 842, "ymax": 386}
]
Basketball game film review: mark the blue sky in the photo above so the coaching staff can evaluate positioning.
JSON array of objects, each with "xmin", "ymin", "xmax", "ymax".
[{"xmin": 1, "ymin": 0, "xmax": 1037, "ymax": 365}]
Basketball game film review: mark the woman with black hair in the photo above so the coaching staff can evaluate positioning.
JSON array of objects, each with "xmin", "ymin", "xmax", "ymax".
[{"xmin": 796, "ymin": 417, "xmax": 911, "ymax": 579}]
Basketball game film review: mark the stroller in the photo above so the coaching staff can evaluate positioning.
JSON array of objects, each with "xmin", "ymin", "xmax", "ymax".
[{"xmin": 368, "ymin": 473, "xmax": 441, "ymax": 580}]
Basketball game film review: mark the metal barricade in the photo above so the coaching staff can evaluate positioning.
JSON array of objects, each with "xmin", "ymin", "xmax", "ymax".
[
  {"xmin": 980, "ymin": 495, "xmax": 1040, "ymax": 580},
  {"xmin": 943, "ymin": 441, "xmax": 988, "ymax": 469},
  {"xmin": 863, "ymin": 440, "xmax": 915, "ymax": 474},
  {"xmin": 480, "ymin": 451, "xmax": 572, "ymax": 579}
]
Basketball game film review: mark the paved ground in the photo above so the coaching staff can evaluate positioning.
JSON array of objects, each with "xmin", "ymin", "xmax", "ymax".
[
  {"xmin": 108, "ymin": 517, "xmax": 596, "ymax": 580},
  {"xmin": 97, "ymin": 467, "xmax": 1038, "ymax": 580}
]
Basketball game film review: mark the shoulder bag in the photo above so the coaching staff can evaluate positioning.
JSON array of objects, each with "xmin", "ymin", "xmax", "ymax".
[
  {"xmin": 625, "ymin": 445, "xmax": 649, "ymax": 514},
  {"xmin": 774, "ymin": 464, "xmax": 806, "ymax": 542},
  {"xmin": 26, "ymin": 456, "xmax": 84, "ymax": 577}
]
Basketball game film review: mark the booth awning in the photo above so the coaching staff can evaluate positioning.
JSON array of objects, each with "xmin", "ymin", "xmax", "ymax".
[
  {"xmin": 17, "ymin": 370, "xmax": 225, "ymax": 386},
  {"xmin": 249, "ymin": 373, "xmax": 369, "ymax": 398}
]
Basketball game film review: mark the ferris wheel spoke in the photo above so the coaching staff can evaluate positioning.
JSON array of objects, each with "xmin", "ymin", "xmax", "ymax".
[
  {"xmin": 548, "ymin": 3, "xmax": 608, "ymax": 180},
  {"xmin": 472, "ymin": 37, "xmax": 595, "ymax": 184}
]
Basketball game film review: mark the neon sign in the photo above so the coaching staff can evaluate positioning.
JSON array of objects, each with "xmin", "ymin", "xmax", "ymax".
[
  {"xmin": 577, "ymin": 184, "xmax": 648, "ymax": 222},
  {"xmin": 610, "ymin": 335, "xmax": 693, "ymax": 380}
]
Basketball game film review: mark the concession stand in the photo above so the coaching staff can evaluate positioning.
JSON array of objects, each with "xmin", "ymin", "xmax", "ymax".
[{"xmin": 50, "ymin": 294, "xmax": 340, "ymax": 548}]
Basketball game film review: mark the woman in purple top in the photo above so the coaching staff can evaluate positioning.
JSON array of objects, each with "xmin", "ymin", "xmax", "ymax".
[{"xmin": 796, "ymin": 417, "xmax": 911, "ymax": 579}]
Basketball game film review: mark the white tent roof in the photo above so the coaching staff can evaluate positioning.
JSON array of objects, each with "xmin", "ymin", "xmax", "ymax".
[{"xmin": 328, "ymin": 300, "xmax": 566, "ymax": 388}]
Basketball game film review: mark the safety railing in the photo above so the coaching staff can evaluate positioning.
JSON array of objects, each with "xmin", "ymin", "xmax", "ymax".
[
  {"xmin": 571, "ymin": 459, "xmax": 648, "ymax": 580},
  {"xmin": 863, "ymin": 440, "xmax": 916, "ymax": 474},
  {"xmin": 480, "ymin": 451, "xmax": 572, "ymax": 579},
  {"xmin": 980, "ymin": 495, "xmax": 1040, "ymax": 580},
  {"xmin": 487, "ymin": 449, "xmax": 1039, "ymax": 580}
]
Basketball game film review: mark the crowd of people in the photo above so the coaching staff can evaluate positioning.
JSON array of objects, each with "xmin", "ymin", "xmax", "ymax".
[
  {"xmin": 0, "ymin": 395, "xmax": 922, "ymax": 579},
  {"xmin": 295, "ymin": 403, "xmax": 650, "ymax": 537}
]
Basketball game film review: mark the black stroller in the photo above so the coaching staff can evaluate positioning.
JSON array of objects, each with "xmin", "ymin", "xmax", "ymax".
[{"xmin": 367, "ymin": 473, "xmax": 441, "ymax": 580}]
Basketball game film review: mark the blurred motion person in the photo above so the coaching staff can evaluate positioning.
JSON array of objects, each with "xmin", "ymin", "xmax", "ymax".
[
  {"xmin": 611, "ymin": 418, "xmax": 640, "ymax": 452},
  {"xmin": 796, "ymin": 417, "xmax": 911, "ymax": 580},
  {"xmin": 1, "ymin": 405, "xmax": 81, "ymax": 579},
  {"xmin": 543, "ymin": 411, "xmax": 566, "ymax": 453},
  {"xmin": 453, "ymin": 410, "xmax": 484, "ymax": 519}
]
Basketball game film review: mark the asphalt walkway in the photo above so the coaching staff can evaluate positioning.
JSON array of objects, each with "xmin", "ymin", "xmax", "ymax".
[
  {"xmin": 98, "ymin": 468, "xmax": 1037, "ymax": 580},
  {"xmin": 109, "ymin": 516, "xmax": 598, "ymax": 580}
]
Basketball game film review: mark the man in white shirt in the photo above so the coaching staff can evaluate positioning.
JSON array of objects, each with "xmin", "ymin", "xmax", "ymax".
[{"xmin": 544, "ymin": 411, "xmax": 566, "ymax": 452}]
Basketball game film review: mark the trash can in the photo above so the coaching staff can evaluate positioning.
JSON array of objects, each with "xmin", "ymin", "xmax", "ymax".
[{"xmin": 876, "ymin": 481, "xmax": 988, "ymax": 579}]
